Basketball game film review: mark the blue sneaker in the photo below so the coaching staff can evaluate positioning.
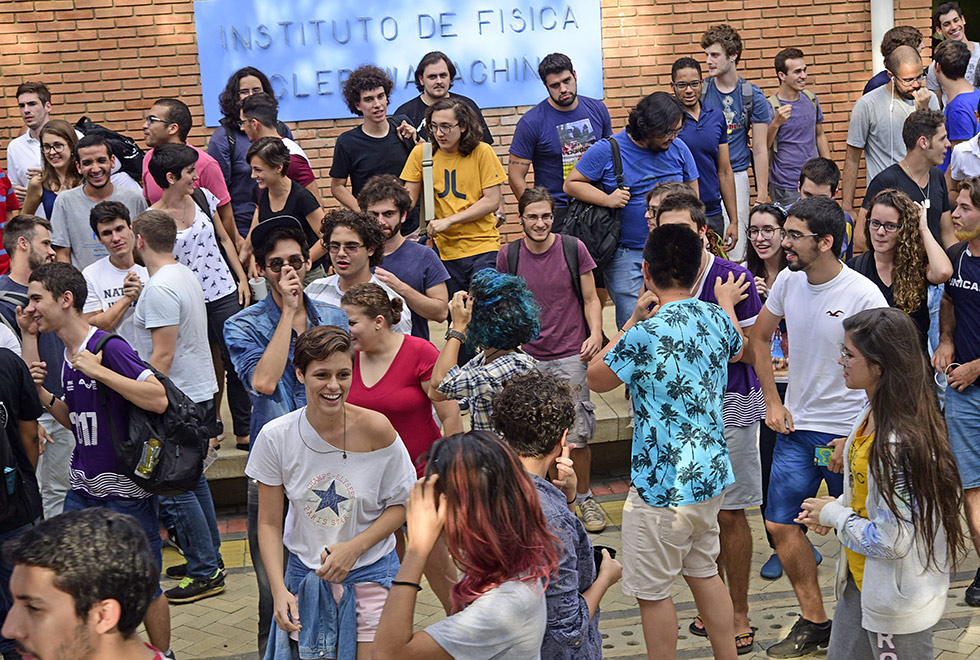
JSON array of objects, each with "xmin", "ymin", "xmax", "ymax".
[
  {"xmin": 812, "ymin": 541, "xmax": 822, "ymax": 566},
  {"xmin": 760, "ymin": 553, "xmax": 782, "ymax": 580}
]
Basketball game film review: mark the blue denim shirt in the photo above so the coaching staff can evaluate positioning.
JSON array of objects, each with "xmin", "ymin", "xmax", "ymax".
[
  {"xmin": 224, "ymin": 294, "xmax": 347, "ymax": 447},
  {"xmin": 531, "ymin": 474, "xmax": 601, "ymax": 660}
]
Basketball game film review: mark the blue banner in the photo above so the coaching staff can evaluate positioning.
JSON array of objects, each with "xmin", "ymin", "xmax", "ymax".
[{"xmin": 193, "ymin": 0, "xmax": 603, "ymax": 125}]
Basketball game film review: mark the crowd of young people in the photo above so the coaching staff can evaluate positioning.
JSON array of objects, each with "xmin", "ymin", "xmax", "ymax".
[{"xmin": 2, "ymin": 5, "xmax": 980, "ymax": 660}]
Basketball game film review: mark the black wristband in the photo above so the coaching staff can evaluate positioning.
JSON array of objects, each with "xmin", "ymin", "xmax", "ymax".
[
  {"xmin": 566, "ymin": 496, "xmax": 576, "ymax": 505},
  {"xmin": 47, "ymin": 392, "xmax": 56, "ymax": 408},
  {"xmin": 391, "ymin": 580, "xmax": 422, "ymax": 591}
]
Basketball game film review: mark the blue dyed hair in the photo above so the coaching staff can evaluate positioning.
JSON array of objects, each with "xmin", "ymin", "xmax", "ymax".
[{"xmin": 466, "ymin": 269, "xmax": 540, "ymax": 350}]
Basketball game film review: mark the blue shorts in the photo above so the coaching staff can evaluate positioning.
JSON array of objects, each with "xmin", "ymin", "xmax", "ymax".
[
  {"xmin": 765, "ymin": 430, "xmax": 844, "ymax": 525},
  {"xmin": 64, "ymin": 489, "xmax": 162, "ymax": 596},
  {"xmin": 946, "ymin": 384, "xmax": 980, "ymax": 489}
]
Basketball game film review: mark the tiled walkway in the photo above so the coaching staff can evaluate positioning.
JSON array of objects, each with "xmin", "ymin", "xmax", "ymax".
[{"xmin": 155, "ymin": 479, "xmax": 980, "ymax": 660}]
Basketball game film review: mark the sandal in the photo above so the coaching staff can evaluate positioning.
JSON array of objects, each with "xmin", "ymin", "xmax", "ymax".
[
  {"xmin": 735, "ymin": 627, "xmax": 757, "ymax": 655},
  {"xmin": 688, "ymin": 615, "xmax": 708, "ymax": 638}
]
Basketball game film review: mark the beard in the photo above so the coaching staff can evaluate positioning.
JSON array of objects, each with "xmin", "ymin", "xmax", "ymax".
[
  {"xmin": 27, "ymin": 248, "xmax": 52, "ymax": 271},
  {"xmin": 382, "ymin": 221, "xmax": 402, "ymax": 240},
  {"xmin": 552, "ymin": 92, "xmax": 577, "ymax": 108},
  {"xmin": 954, "ymin": 225, "xmax": 980, "ymax": 242}
]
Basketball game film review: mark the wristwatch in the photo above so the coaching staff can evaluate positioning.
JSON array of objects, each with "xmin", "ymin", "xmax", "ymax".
[{"xmin": 445, "ymin": 328, "xmax": 467, "ymax": 343}]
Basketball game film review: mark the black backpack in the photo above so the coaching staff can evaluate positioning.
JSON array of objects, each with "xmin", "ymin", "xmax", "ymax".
[
  {"xmin": 561, "ymin": 136, "xmax": 623, "ymax": 269},
  {"xmin": 74, "ymin": 116, "xmax": 145, "ymax": 184},
  {"xmin": 93, "ymin": 333, "xmax": 210, "ymax": 496},
  {"xmin": 505, "ymin": 233, "xmax": 583, "ymax": 306}
]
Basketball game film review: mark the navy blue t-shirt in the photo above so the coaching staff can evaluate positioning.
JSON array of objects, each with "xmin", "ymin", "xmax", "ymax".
[
  {"xmin": 942, "ymin": 89, "xmax": 980, "ymax": 173},
  {"xmin": 509, "ymin": 96, "xmax": 613, "ymax": 207},
  {"xmin": 677, "ymin": 104, "xmax": 728, "ymax": 216},
  {"xmin": 945, "ymin": 243, "xmax": 980, "ymax": 365},
  {"xmin": 863, "ymin": 70, "xmax": 891, "ymax": 96},
  {"xmin": 378, "ymin": 240, "xmax": 449, "ymax": 340},
  {"xmin": 701, "ymin": 78, "xmax": 771, "ymax": 172}
]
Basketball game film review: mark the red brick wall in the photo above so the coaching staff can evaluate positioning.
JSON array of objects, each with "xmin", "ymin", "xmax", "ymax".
[{"xmin": 1, "ymin": 0, "xmax": 933, "ymax": 242}]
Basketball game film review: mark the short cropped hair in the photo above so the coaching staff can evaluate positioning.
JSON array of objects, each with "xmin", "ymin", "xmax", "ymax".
[
  {"xmin": 700, "ymin": 24, "xmax": 743, "ymax": 63},
  {"xmin": 518, "ymin": 188, "xmax": 555, "ymax": 216},
  {"xmin": 934, "ymin": 40, "xmax": 971, "ymax": 80},
  {"xmin": 16, "ymin": 81, "xmax": 51, "ymax": 105},
  {"xmin": 342, "ymin": 65, "xmax": 394, "ymax": 116},
  {"xmin": 153, "ymin": 98, "xmax": 192, "ymax": 142},
  {"xmin": 147, "ymin": 143, "xmax": 198, "ymax": 189},
  {"xmin": 538, "ymin": 53, "xmax": 574, "ymax": 81},
  {"xmin": 74, "ymin": 133, "xmax": 112, "ymax": 162},
  {"xmin": 787, "ymin": 196, "xmax": 846, "ymax": 258},
  {"xmin": 89, "ymin": 200, "xmax": 131, "ymax": 235},
  {"xmin": 656, "ymin": 190, "xmax": 707, "ymax": 230},
  {"xmin": 132, "ymin": 210, "xmax": 178, "ymax": 253},
  {"xmin": 293, "ymin": 325, "xmax": 354, "ymax": 374},
  {"xmin": 246, "ymin": 136, "xmax": 290, "ymax": 176},
  {"xmin": 2, "ymin": 214, "xmax": 51, "ymax": 259},
  {"xmin": 933, "ymin": 3, "xmax": 963, "ymax": 32},
  {"xmin": 492, "ymin": 371, "xmax": 575, "ymax": 458},
  {"xmin": 902, "ymin": 109, "xmax": 945, "ymax": 151},
  {"xmin": 241, "ymin": 93, "xmax": 279, "ymax": 128},
  {"xmin": 414, "ymin": 51, "xmax": 456, "ymax": 92},
  {"xmin": 3, "ymin": 509, "xmax": 157, "ymax": 637},
  {"xmin": 774, "ymin": 48, "xmax": 805, "ymax": 75},
  {"xmin": 643, "ymin": 224, "xmax": 704, "ymax": 290},
  {"xmin": 627, "ymin": 92, "xmax": 684, "ymax": 142},
  {"xmin": 357, "ymin": 174, "xmax": 413, "ymax": 216},
  {"xmin": 29, "ymin": 262, "xmax": 87, "ymax": 312},
  {"xmin": 671, "ymin": 57, "xmax": 702, "ymax": 80},
  {"xmin": 799, "ymin": 157, "xmax": 841, "ymax": 194},
  {"xmin": 320, "ymin": 209, "xmax": 385, "ymax": 268},
  {"xmin": 467, "ymin": 268, "xmax": 540, "ymax": 350}
]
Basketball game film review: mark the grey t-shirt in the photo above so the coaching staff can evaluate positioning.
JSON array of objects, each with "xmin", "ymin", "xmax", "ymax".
[
  {"xmin": 133, "ymin": 263, "xmax": 217, "ymax": 404},
  {"xmin": 49, "ymin": 185, "xmax": 148, "ymax": 271},
  {"xmin": 426, "ymin": 580, "xmax": 547, "ymax": 660},
  {"xmin": 846, "ymin": 84, "xmax": 941, "ymax": 181}
]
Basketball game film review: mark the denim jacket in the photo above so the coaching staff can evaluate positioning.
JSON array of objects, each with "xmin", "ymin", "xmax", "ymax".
[
  {"xmin": 264, "ymin": 549, "xmax": 399, "ymax": 660},
  {"xmin": 224, "ymin": 294, "xmax": 347, "ymax": 446}
]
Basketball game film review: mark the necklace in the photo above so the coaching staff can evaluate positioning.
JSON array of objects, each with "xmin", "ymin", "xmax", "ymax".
[
  {"xmin": 899, "ymin": 161, "xmax": 931, "ymax": 210},
  {"xmin": 299, "ymin": 405, "xmax": 347, "ymax": 459}
]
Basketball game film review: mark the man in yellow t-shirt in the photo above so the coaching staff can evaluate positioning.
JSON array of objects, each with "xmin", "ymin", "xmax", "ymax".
[{"xmin": 401, "ymin": 97, "xmax": 506, "ymax": 300}]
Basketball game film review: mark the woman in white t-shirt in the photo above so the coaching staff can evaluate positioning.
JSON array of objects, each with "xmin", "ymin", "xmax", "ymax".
[
  {"xmin": 148, "ymin": 143, "xmax": 253, "ymax": 448},
  {"xmin": 246, "ymin": 325, "xmax": 415, "ymax": 660},
  {"xmin": 373, "ymin": 431, "xmax": 559, "ymax": 660}
]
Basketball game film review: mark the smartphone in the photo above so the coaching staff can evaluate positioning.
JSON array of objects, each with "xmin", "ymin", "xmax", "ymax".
[
  {"xmin": 593, "ymin": 545, "xmax": 617, "ymax": 572},
  {"xmin": 814, "ymin": 446, "xmax": 833, "ymax": 467}
]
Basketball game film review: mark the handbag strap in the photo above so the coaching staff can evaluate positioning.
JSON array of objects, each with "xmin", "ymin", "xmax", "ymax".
[
  {"xmin": 607, "ymin": 136, "xmax": 624, "ymax": 189},
  {"xmin": 420, "ymin": 142, "xmax": 435, "ymax": 234}
]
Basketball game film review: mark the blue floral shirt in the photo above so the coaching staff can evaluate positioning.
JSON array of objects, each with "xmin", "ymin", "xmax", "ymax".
[
  {"xmin": 224, "ymin": 294, "xmax": 348, "ymax": 447},
  {"xmin": 605, "ymin": 299, "xmax": 741, "ymax": 507}
]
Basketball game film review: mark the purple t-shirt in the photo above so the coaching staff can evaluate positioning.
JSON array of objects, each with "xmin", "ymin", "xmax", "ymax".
[
  {"xmin": 769, "ymin": 93, "xmax": 824, "ymax": 190},
  {"xmin": 495, "ymin": 236, "xmax": 596, "ymax": 360},
  {"xmin": 693, "ymin": 255, "xmax": 765, "ymax": 427},
  {"xmin": 62, "ymin": 328, "xmax": 153, "ymax": 500}
]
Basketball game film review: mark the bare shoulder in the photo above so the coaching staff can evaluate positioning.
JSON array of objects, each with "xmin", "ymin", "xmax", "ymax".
[{"xmin": 346, "ymin": 404, "xmax": 398, "ymax": 450}]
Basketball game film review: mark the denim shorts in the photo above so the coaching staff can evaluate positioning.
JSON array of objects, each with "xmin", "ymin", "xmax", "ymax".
[
  {"xmin": 765, "ymin": 430, "xmax": 844, "ymax": 525},
  {"xmin": 946, "ymin": 384, "xmax": 980, "ymax": 489}
]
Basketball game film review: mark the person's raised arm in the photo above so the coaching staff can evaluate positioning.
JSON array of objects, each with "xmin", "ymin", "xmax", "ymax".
[
  {"xmin": 918, "ymin": 203, "xmax": 953, "ymax": 284},
  {"xmin": 305, "ymin": 207, "xmax": 328, "ymax": 264},
  {"xmin": 253, "ymin": 266, "xmax": 303, "ymax": 395},
  {"xmin": 22, "ymin": 175, "xmax": 43, "ymax": 215},
  {"xmin": 939, "ymin": 210, "xmax": 956, "ymax": 249},
  {"xmin": 86, "ymin": 274, "xmax": 141, "ymax": 332},
  {"xmin": 713, "ymin": 272, "xmax": 749, "ymax": 362},
  {"xmin": 374, "ymin": 271, "xmax": 448, "ymax": 323},
  {"xmin": 71, "ymin": 350, "xmax": 168, "ymax": 414},
  {"xmin": 428, "ymin": 291, "xmax": 470, "ymax": 403}
]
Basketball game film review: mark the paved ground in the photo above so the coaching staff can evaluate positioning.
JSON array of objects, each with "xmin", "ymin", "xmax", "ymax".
[{"xmin": 151, "ymin": 478, "xmax": 980, "ymax": 660}]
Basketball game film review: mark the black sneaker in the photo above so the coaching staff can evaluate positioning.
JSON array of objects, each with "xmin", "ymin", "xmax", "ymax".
[
  {"xmin": 163, "ymin": 528, "xmax": 183, "ymax": 556},
  {"xmin": 966, "ymin": 573, "xmax": 980, "ymax": 606},
  {"xmin": 165, "ymin": 570, "xmax": 226, "ymax": 604},
  {"xmin": 166, "ymin": 559, "xmax": 225, "ymax": 580},
  {"xmin": 766, "ymin": 617, "xmax": 831, "ymax": 658}
]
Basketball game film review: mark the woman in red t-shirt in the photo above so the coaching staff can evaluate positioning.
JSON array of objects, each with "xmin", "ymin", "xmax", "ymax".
[{"xmin": 341, "ymin": 282, "xmax": 461, "ymax": 613}]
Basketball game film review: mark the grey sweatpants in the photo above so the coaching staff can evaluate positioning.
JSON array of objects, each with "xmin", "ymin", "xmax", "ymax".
[{"xmin": 827, "ymin": 575, "xmax": 935, "ymax": 660}]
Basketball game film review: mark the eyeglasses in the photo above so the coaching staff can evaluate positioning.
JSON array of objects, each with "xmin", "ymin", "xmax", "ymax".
[
  {"xmin": 238, "ymin": 87, "xmax": 264, "ymax": 98},
  {"xmin": 783, "ymin": 230, "xmax": 819, "ymax": 242},
  {"xmin": 327, "ymin": 242, "xmax": 365, "ymax": 254},
  {"xmin": 238, "ymin": 117, "xmax": 250, "ymax": 128},
  {"xmin": 430, "ymin": 123, "xmax": 459, "ymax": 134},
  {"xmin": 748, "ymin": 226, "xmax": 781, "ymax": 240},
  {"xmin": 663, "ymin": 128, "xmax": 682, "ymax": 139},
  {"xmin": 521, "ymin": 213, "xmax": 553, "ymax": 222},
  {"xmin": 646, "ymin": 205, "xmax": 659, "ymax": 215},
  {"xmin": 839, "ymin": 344, "xmax": 864, "ymax": 368},
  {"xmin": 265, "ymin": 256, "xmax": 305, "ymax": 273},
  {"xmin": 143, "ymin": 115, "xmax": 174, "ymax": 126},
  {"xmin": 891, "ymin": 71, "xmax": 926, "ymax": 86},
  {"xmin": 42, "ymin": 142, "xmax": 67, "ymax": 153},
  {"xmin": 672, "ymin": 80, "xmax": 703, "ymax": 91},
  {"xmin": 869, "ymin": 219, "xmax": 901, "ymax": 234}
]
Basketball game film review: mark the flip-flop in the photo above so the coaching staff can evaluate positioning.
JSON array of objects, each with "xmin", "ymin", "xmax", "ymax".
[
  {"xmin": 735, "ymin": 627, "xmax": 758, "ymax": 655},
  {"xmin": 688, "ymin": 615, "xmax": 708, "ymax": 638}
]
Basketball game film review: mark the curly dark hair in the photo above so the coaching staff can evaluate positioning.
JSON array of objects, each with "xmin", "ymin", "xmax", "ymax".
[
  {"xmin": 425, "ymin": 98, "xmax": 483, "ymax": 157},
  {"xmin": 320, "ymin": 208, "xmax": 386, "ymax": 268},
  {"xmin": 492, "ymin": 370, "xmax": 575, "ymax": 458},
  {"xmin": 467, "ymin": 268, "xmax": 540, "ymax": 350},
  {"xmin": 865, "ymin": 189, "xmax": 928, "ymax": 314},
  {"xmin": 626, "ymin": 92, "xmax": 684, "ymax": 143},
  {"xmin": 643, "ymin": 224, "xmax": 703, "ymax": 290},
  {"xmin": 342, "ymin": 65, "xmax": 394, "ymax": 116},
  {"xmin": 218, "ymin": 67, "xmax": 276, "ymax": 124},
  {"xmin": 700, "ymin": 24, "xmax": 743, "ymax": 62},
  {"xmin": 3, "ymin": 509, "xmax": 157, "ymax": 637},
  {"xmin": 357, "ymin": 174, "xmax": 413, "ymax": 216}
]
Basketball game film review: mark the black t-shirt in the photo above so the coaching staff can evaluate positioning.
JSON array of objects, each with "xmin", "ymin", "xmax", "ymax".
[
  {"xmin": 863, "ymin": 163, "xmax": 949, "ymax": 244},
  {"xmin": 0, "ymin": 348, "xmax": 44, "ymax": 531},
  {"xmin": 848, "ymin": 251, "xmax": 930, "ymax": 353},
  {"xmin": 257, "ymin": 181, "xmax": 324, "ymax": 267},
  {"xmin": 393, "ymin": 92, "xmax": 494, "ymax": 144}
]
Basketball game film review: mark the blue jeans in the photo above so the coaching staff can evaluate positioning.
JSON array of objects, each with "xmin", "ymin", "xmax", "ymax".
[
  {"xmin": 160, "ymin": 473, "xmax": 222, "ymax": 579},
  {"xmin": 249, "ymin": 478, "xmax": 273, "ymax": 658},
  {"xmin": 605, "ymin": 246, "xmax": 645, "ymax": 330},
  {"xmin": 63, "ymin": 490, "xmax": 162, "ymax": 596},
  {"xmin": 945, "ymin": 384, "xmax": 980, "ymax": 489},
  {"xmin": 0, "ymin": 520, "xmax": 37, "ymax": 654}
]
